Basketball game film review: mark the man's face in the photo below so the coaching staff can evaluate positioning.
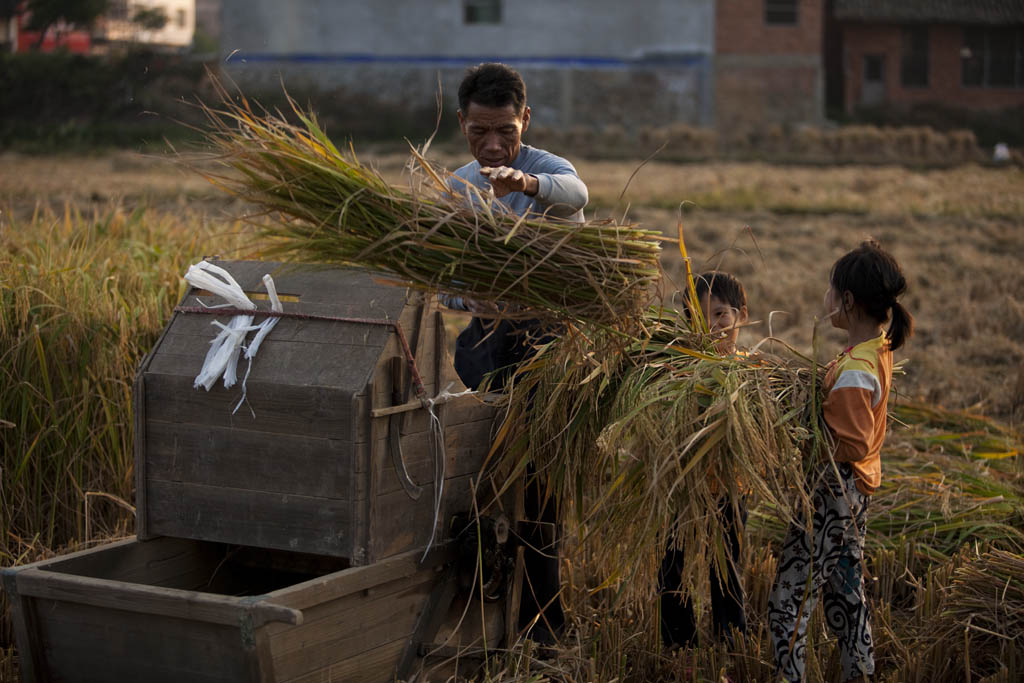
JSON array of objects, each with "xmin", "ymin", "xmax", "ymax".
[
  {"xmin": 701, "ymin": 293, "xmax": 748, "ymax": 354},
  {"xmin": 458, "ymin": 101, "xmax": 530, "ymax": 168}
]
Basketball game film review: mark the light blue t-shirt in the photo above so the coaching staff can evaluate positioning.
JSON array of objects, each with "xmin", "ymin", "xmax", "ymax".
[{"xmin": 451, "ymin": 144, "xmax": 588, "ymax": 223}]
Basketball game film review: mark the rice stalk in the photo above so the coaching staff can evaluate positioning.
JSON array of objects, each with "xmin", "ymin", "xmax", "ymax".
[
  {"xmin": 492, "ymin": 305, "xmax": 827, "ymax": 621},
  {"xmin": 190, "ymin": 82, "xmax": 663, "ymax": 326}
]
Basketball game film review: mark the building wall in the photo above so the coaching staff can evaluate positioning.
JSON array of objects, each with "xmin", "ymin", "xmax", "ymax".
[
  {"xmin": 195, "ymin": 0, "xmax": 220, "ymax": 40},
  {"xmin": 842, "ymin": 23, "xmax": 1024, "ymax": 113},
  {"xmin": 103, "ymin": 0, "xmax": 195, "ymax": 47},
  {"xmin": 714, "ymin": 0, "xmax": 824, "ymax": 131},
  {"xmin": 717, "ymin": 0, "xmax": 822, "ymax": 54},
  {"xmin": 219, "ymin": 0, "xmax": 715, "ymax": 130}
]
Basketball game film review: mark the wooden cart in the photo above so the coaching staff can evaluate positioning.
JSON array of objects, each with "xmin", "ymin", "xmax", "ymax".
[{"xmin": 3, "ymin": 261, "xmax": 518, "ymax": 682}]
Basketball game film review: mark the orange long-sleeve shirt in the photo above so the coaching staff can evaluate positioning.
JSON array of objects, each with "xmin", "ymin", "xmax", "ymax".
[{"xmin": 821, "ymin": 334, "xmax": 892, "ymax": 495}]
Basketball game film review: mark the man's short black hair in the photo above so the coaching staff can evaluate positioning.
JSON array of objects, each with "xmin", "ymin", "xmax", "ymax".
[
  {"xmin": 458, "ymin": 62, "xmax": 527, "ymax": 115},
  {"xmin": 694, "ymin": 271, "xmax": 747, "ymax": 311}
]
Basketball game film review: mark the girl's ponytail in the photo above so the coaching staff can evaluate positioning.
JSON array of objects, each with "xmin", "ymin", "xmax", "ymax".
[{"xmin": 887, "ymin": 300, "xmax": 914, "ymax": 351}]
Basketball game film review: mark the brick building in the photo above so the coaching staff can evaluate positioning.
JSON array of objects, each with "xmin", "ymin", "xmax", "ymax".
[
  {"xmin": 715, "ymin": 0, "xmax": 826, "ymax": 130},
  {"xmin": 833, "ymin": 0, "xmax": 1024, "ymax": 114}
]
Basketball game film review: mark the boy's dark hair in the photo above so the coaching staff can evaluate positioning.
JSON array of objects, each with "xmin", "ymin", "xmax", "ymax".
[
  {"xmin": 693, "ymin": 271, "xmax": 747, "ymax": 312},
  {"xmin": 830, "ymin": 239, "xmax": 914, "ymax": 350},
  {"xmin": 458, "ymin": 63, "xmax": 527, "ymax": 115}
]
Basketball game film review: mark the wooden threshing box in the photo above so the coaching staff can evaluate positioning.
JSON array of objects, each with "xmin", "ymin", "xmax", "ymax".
[
  {"xmin": 134, "ymin": 260, "xmax": 497, "ymax": 563},
  {"xmin": 2, "ymin": 260, "xmax": 512, "ymax": 682}
]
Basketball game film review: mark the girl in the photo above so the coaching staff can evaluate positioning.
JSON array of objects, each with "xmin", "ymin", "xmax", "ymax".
[{"xmin": 768, "ymin": 240, "xmax": 914, "ymax": 682}]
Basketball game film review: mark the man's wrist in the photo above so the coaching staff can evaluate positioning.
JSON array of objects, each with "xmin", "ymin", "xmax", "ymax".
[{"xmin": 523, "ymin": 173, "xmax": 540, "ymax": 197}]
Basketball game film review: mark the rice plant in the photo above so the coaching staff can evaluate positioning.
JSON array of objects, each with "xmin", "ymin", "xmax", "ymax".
[
  {"xmin": 190, "ymin": 83, "xmax": 663, "ymax": 326},
  {"xmin": 0, "ymin": 204, "xmax": 246, "ymax": 562}
]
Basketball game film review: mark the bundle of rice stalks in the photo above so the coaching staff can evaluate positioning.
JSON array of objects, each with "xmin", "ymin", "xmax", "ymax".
[
  {"xmin": 903, "ymin": 549, "xmax": 1024, "ymax": 683},
  {"xmin": 492, "ymin": 306, "xmax": 826, "ymax": 612},
  {"xmin": 192, "ymin": 85, "xmax": 662, "ymax": 326},
  {"xmin": 891, "ymin": 400, "xmax": 1022, "ymax": 461}
]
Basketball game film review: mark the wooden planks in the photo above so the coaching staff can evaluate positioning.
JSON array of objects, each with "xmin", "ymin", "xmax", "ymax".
[
  {"xmin": 144, "ymin": 373, "xmax": 361, "ymax": 440},
  {"xmin": 265, "ymin": 545, "xmax": 451, "ymax": 613},
  {"xmin": 15, "ymin": 567, "xmax": 300, "ymax": 627},
  {"xmin": 370, "ymin": 472, "xmax": 479, "ymax": 561},
  {"xmin": 269, "ymin": 574, "xmax": 434, "ymax": 680},
  {"xmin": 281, "ymin": 639, "xmax": 408, "ymax": 683},
  {"xmin": 265, "ymin": 547, "xmax": 451, "ymax": 683},
  {"xmin": 3, "ymin": 536, "xmax": 468, "ymax": 683},
  {"xmin": 146, "ymin": 480, "xmax": 353, "ymax": 558},
  {"xmin": 150, "ymin": 335, "xmax": 387, "ymax": 391},
  {"xmin": 372, "ymin": 419, "xmax": 495, "ymax": 497},
  {"xmin": 190, "ymin": 261, "xmax": 408, "ymax": 309},
  {"xmin": 32, "ymin": 598, "xmax": 257, "ymax": 683},
  {"xmin": 145, "ymin": 420, "xmax": 355, "ymax": 500},
  {"xmin": 38, "ymin": 536, "xmax": 222, "ymax": 589}
]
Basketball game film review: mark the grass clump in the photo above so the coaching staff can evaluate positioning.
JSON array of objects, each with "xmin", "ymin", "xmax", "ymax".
[{"xmin": 0, "ymin": 204, "xmax": 246, "ymax": 563}]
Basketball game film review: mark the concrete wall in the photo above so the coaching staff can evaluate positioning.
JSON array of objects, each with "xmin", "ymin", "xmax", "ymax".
[
  {"xmin": 842, "ymin": 23, "xmax": 1024, "ymax": 113},
  {"xmin": 219, "ymin": 0, "xmax": 715, "ymax": 130}
]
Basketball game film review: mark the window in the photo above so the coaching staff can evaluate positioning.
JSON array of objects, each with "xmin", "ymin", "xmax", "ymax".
[
  {"xmin": 765, "ymin": 0, "xmax": 798, "ymax": 25},
  {"xmin": 864, "ymin": 55, "xmax": 884, "ymax": 82},
  {"xmin": 900, "ymin": 26, "xmax": 929, "ymax": 87},
  {"xmin": 962, "ymin": 27, "xmax": 1024, "ymax": 88},
  {"xmin": 464, "ymin": 0, "xmax": 501, "ymax": 24},
  {"xmin": 176, "ymin": 8, "xmax": 186, "ymax": 28}
]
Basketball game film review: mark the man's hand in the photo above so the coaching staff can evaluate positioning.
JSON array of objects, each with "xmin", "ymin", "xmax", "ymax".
[
  {"xmin": 480, "ymin": 166, "xmax": 539, "ymax": 198},
  {"xmin": 467, "ymin": 298, "xmax": 501, "ymax": 317}
]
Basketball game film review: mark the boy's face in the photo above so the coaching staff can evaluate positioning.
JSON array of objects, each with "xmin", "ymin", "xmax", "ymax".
[{"xmin": 701, "ymin": 293, "xmax": 748, "ymax": 354}]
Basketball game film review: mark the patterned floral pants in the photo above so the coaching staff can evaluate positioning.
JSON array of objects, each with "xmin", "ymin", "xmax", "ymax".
[{"xmin": 768, "ymin": 463, "xmax": 874, "ymax": 682}]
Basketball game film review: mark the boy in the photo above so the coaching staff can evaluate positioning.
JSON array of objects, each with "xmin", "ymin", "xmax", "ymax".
[{"xmin": 660, "ymin": 270, "xmax": 749, "ymax": 648}]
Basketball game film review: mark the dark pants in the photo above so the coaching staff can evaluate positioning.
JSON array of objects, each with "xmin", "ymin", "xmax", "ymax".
[
  {"xmin": 518, "ymin": 464, "xmax": 565, "ymax": 634},
  {"xmin": 659, "ymin": 499, "xmax": 747, "ymax": 647},
  {"xmin": 454, "ymin": 317, "xmax": 564, "ymax": 635}
]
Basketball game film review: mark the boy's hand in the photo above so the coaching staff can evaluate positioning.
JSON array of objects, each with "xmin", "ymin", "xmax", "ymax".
[{"xmin": 480, "ymin": 166, "xmax": 539, "ymax": 198}]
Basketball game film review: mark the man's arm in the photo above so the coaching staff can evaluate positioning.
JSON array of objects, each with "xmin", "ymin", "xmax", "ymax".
[
  {"xmin": 483, "ymin": 153, "xmax": 588, "ymax": 220},
  {"xmin": 524, "ymin": 154, "xmax": 589, "ymax": 219}
]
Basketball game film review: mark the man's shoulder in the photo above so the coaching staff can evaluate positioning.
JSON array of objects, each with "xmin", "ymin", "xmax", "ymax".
[
  {"xmin": 517, "ymin": 144, "xmax": 575, "ymax": 170},
  {"xmin": 453, "ymin": 159, "xmax": 480, "ymax": 178}
]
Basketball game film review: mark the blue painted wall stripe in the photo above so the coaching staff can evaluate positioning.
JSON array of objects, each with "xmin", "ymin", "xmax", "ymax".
[{"xmin": 224, "ymin": 52, "xmax": 708, "ymax": 68}]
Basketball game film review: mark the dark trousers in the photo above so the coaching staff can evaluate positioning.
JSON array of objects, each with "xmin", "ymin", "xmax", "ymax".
[
  {"xmin": 659, "ymin": 499, "xmax": 747, "ymax": 647},
  {"xmin": 518, "ymin": 465, "xmax": 565, "ymax": 634}
]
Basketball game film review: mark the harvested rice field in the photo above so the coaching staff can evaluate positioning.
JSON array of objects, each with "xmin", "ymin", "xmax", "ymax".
[{"xmin": 1, "ymin": 148, "xmax": 1023, "ymax": 682}]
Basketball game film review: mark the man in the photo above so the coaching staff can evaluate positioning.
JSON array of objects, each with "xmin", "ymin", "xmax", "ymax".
[
  {"xmin": 448, "ymin": 62, "xmax": 588, "ymax": 390},
  {"xmin": 448, "ymin": 62, "xmax": 588, "ymax": 644},
  {"xmin": 451, "ymin": 62, "xmax": 588, "ymax": 223}
]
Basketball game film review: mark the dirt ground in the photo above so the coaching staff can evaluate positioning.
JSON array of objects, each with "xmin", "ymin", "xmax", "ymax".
[{"xmin": 3, "ymin": 149, "xmax": 1022, "ymax": 420}]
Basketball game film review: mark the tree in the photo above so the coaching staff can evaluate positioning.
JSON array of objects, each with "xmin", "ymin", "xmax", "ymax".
[
  {"xmin": 0, "ymin": 0, "xmax": 21, "ymax": 22},
  {"xmin": 131, "ymin": 5, "xmax": 166, "ymax": 32},
  {"xmin": 23, "ymin": 0, "xmax": 109, "ymax": 48}
]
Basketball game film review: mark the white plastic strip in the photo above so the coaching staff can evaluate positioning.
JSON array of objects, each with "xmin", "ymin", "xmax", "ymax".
[
  {"xmin": 420, "ymin": 384, "xmax": 477, "ymax": 558},
  {"xmin": 183, "ymin": 263, "xmax": 282, "ymax": 411}
]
